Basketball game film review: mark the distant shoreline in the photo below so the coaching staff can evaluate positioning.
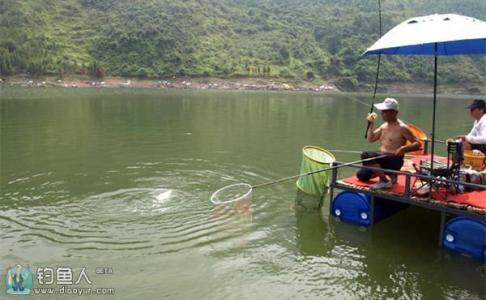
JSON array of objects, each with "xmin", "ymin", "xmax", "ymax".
[{"xmin": 0, "ymin": 74, "xmax": 483, "ymax": 96}]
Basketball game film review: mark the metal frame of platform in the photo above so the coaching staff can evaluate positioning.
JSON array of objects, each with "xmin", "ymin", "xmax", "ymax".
[{"xmin": 328, "ymin": 161, "xmax": 486, "ymax": 247}]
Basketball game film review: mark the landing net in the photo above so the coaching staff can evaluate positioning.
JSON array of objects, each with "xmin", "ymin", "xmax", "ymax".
[{"xmin": 210, "ymin": 183, "xmax": 253, "ymax": 205}]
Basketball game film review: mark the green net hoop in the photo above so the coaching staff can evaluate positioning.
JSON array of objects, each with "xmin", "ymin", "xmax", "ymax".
[{"xmin": 296, "ymin": 146, "xmax": 335, "ymax": 196}]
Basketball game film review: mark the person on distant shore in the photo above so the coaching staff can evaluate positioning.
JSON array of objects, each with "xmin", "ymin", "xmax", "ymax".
[
  {"xmin": 357, "ymin": 98, "xmax": 421, "ymax": 190},
  {"xmin": 456, "ymin": 99, "xmax": 486, "ymax": 153}
]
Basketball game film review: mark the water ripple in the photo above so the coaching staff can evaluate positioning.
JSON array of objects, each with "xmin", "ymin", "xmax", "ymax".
[{"xmin": 0, "ymin": 158, "xmax": 283, "ymax": 259}]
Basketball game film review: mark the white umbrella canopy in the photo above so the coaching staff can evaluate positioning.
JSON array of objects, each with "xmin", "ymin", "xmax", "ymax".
[
  {"xmin": 363, "ymin": 13, "xmax": 486, "ymax": 173},
  {"xmin": 364, "ymin": 14, "xmax": 486, "ymax": 55}
]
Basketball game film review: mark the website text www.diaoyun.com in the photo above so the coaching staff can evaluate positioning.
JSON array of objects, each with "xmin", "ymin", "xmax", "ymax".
[{"xmin": 32, "ymin": 286, "xmax": 115, "ymax": 296}]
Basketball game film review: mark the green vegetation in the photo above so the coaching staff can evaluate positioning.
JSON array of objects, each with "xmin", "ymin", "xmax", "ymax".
[{"xmin": 0, "ymin": 0, "xmax": 484, "ymax": 90}]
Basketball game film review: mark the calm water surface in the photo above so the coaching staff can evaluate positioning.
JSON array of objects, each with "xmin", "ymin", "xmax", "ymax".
[{"xmin": 1, "ymin": 88, "xmax": 484, "ymax": 299}]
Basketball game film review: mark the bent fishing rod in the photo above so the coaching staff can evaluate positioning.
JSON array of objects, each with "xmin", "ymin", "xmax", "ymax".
[{"xmin": 365, "ymin": 0, "xmax": 382, "ymax": 139}]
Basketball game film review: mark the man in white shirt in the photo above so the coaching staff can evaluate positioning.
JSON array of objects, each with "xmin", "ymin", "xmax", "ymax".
[{"xmin": 458, "ymin": 99, "xmax": 486, "ymax": 153}]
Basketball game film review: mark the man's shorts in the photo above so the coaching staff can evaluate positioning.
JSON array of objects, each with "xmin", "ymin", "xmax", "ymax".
[
  {"xmin": 471, "ymin": 144, "xmax": 486, "ymax": 154},
  {"xmin": 356, "ymin": 151, "xmax": 404, "ymax": 182}
]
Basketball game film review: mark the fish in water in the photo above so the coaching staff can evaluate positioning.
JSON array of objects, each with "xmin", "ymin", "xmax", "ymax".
[{"xmin": 156, "ymin": 190, "xmax": 172, "ymax": 202}]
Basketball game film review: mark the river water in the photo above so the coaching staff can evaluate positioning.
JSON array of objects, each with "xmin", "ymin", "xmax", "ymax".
[{"xmin": 1, "ymin": 88, "xmax": 484, "ymax": 299}]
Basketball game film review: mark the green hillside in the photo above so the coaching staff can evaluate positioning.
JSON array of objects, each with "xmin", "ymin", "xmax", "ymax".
[{"xmin": 0, "ymin": 0, "xmax": 484, "ymax": 91}]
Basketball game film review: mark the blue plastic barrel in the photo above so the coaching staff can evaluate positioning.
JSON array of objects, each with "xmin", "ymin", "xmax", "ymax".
[
  {"xmin": 331, "ymin": 191, "xmax": 408, "ymax": 226},
  {"xmin": 442, "ymin": 217, "xmax": 486, "ymax": 260}
]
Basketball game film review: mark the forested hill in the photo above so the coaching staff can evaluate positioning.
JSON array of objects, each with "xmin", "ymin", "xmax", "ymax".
[{"xmin": 0, "ymin": 0, "xmax": 484, "ymax": 91}]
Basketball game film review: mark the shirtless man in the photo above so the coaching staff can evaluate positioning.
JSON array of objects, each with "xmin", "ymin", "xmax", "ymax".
[{"xmin": 357, "ymin": 98, "xmax": 421, "ymax": 189}]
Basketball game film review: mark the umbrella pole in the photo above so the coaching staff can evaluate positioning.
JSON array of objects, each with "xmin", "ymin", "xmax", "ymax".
[{"xmin": 430, "ymin": 44, "xmax": 438, "ymax": 177}]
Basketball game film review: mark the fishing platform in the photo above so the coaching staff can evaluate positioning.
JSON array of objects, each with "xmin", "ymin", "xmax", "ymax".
[
  {"xmin": 327, "ymin": 152, "xmax": 486, "ymax": 260},
  {"xmin": 293, "ymin": 143, "xmax": 485, "ymax": 260}
]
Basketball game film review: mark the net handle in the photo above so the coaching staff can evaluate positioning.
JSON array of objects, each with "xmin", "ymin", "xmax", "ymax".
[{"xmin": 251, "ymin": 154, "xmax": 387, "ymax": 189}]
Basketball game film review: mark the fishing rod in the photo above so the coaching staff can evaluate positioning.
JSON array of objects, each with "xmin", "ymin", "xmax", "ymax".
[
  {"xmin": 365, "ymin": 0, "xmax": 382, "ymax": 139},
  {"xmin": 251, "ymin": 154, "xmax": 387, "ymax": 189}
]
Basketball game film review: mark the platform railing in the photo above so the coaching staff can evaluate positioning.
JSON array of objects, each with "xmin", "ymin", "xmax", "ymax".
[
  {"xmin": 329, "ymin": 161, "xmax": 486, "ymax": 219},
  {"xmin": 328, "ymin": 160, "xmax": 486, "ymax": 246},
  {"xmin": 331, "ymin": 161, "xmax": 486, "ymax": 194}
]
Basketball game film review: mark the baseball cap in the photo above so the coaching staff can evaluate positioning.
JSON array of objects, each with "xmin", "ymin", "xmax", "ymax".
[
  {"xmin": 374, "ymin": 98, "xmax": 399, "ymax": 111},
  {"xmin": 465, "ymin": 99, "xmax": 486, "ymax": 110}
]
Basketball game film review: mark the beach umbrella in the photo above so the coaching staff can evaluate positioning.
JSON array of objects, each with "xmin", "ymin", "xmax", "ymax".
[{"xmin": 363, "ymin": 13, "xmax": 486, "ymax": 170}]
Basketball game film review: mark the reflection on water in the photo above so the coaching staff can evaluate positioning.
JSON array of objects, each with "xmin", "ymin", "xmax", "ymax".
[
  {"xmin": 1, "ymin": 88, "xmax": 484, "ymax": 299},
  {"xmin": 294, "ymin": 189, "xmax": 324, "ymax": 210}
]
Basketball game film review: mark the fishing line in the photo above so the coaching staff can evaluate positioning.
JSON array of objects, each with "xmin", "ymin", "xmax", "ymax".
[
  {"xmin": 326, "ymin": 149, "xmax": 363, "ymax": 154},
  {"xmin": 348, "ymin": 97, "xmax": 371, "ymax": 107}
]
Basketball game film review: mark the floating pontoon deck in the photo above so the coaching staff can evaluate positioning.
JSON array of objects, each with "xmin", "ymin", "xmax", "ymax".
[{"xmin": 328, "ymin": 154, "xmax": 486, "ymax": 259}]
